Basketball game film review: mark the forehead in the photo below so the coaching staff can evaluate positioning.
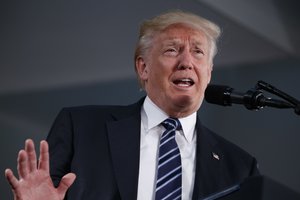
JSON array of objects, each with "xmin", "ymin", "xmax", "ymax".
[{"xmin": 154, "ymin": 23, "xmax": 208, "ymax": 45}]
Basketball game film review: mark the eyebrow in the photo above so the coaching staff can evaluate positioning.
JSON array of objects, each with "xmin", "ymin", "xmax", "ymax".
[
  {"xmin": 162, "ymin": 38, "xmax": 181, "ymax": 46},
  {"xmin": 162, "ymin": 38, "xmax": 204, "ymax": 47}
]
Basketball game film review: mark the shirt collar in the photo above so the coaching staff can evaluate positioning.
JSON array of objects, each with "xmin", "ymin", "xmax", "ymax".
[{"xmin": 142, "ymin": 96, "xmax": 196, "ymax": 143}]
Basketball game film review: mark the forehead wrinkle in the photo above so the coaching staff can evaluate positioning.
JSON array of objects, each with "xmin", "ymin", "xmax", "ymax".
[{"xmin": 162, "ymin": 38, "xmax": 182, "ymax": 46}]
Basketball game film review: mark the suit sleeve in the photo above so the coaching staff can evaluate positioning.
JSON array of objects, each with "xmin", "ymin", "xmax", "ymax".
[{"xmin": 46, "ymin": 108, "xmax": 74, "ymax": 187}]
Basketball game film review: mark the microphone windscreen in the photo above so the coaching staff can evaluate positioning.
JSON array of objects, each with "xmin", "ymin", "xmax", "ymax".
[{"xmin": 205, "ymin": 85, "xmax": 231, "ymax": 105}]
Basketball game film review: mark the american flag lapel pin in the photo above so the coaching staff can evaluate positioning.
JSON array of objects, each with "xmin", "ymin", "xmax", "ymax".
[{"xmin": 212, "ymin": 152, "xmax": 220, "ymax": 160}]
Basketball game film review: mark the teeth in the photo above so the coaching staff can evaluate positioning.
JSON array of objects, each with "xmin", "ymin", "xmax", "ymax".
[
  {"xmin": 174, "ymin": 78, "xmax": 194, "ymax": 87},
  {"xmin": 178, "ymin": 83, "xmax": 190, "ymax": 87},
  {"xmin": 181, "ymin": 78, "xmax": 191, "ymax": 82},
  {"xmin": 180, "ymin": 78, "xmax": 192, "ymax": 82}
]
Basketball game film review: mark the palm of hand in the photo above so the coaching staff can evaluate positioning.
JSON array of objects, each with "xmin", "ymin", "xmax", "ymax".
[{"xmin": 13, "ymin": 170, "xmax": 60, "ymax": 200}]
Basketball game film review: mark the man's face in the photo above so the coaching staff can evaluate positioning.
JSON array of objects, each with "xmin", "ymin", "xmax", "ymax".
[{"xmin": 136, "ymin": 23, "xmax": 212, "ymax": 117}]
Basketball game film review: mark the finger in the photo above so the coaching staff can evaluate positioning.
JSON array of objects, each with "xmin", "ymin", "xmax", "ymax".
[
  {"xmin": 25, "ymin": 139, "xmax": 37, "ymax": 172},
  {"xmin": 57, "ymin": 173, "xmax": 76, "ymax": 198},
  {"xmin": 17, "ymin": 150, "xmax": 29, "ymax": 179},
  {"xmin": 38, "ymin": 140, "xmax": 49, "ymax": 172},
  {"xmin": 5, "ymin": 168, "xmax": 19, "ymax": 190}
]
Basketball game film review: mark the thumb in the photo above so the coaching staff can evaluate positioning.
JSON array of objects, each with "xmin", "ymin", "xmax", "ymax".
[
  {"xmin": 57, "ymin": 173, "xmax": 76, "ymax": 198},
  {"xmin": 5, "ymin": 168, "xmax": 19, "ymax": 190}
]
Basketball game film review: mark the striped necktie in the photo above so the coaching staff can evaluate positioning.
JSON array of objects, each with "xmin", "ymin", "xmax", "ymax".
[{"xmin": 155, "ymin": 118, "xmax": 182, "ymax": 200}]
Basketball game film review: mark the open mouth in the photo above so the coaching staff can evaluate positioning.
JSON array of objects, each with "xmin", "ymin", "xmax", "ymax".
[{"xmin": 173, "ymin": 78, "xmax": 195, "ymax": 87}]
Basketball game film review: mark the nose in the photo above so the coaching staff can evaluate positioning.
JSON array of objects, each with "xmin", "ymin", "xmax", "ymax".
[
  {"xmin": 177, "ymin": 65, "xmax": 192, "ymax": 70},
  {"xmin": 177, "ymin": 50, "xmax": 193, "ymax": 70}
]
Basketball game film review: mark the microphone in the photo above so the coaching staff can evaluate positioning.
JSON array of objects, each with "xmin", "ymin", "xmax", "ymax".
[{"xmin": 205, "ymin": 84, "xmax": 293, "ymax": 110}]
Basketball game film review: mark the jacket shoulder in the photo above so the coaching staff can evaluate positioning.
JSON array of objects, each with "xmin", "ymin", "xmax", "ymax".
[{"xmin": 59, "ymin": 99, "xmax": 144, "ymax": 119}]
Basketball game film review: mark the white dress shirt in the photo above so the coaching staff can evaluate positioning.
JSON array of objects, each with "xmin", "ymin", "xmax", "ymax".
[{"xmin": 137, "ymin": 96, "xmax": 197, "ymax": 200}]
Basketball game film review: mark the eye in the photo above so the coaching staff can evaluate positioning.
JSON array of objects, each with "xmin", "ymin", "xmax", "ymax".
[
  {"xmin": 166, "ymin": 48, "xmax": 176, "ymax": 52},
  {"xmin": 164, "ymin": 48, "xmax": 178, "ymax": 56},
  {"xmin": 193, "ymin": 48, "xmax": 205, "ymax": 59},
  {"xmin": 194, "ymin": 48, "xmax": 204, "ymax": 55}
]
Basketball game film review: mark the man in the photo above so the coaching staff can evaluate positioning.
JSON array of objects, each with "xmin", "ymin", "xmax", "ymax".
[{"xmin": 5, "ymin": 10, "xmax": 259, "ymax": 200}]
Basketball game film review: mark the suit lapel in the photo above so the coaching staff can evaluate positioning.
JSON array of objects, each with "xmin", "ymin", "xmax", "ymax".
[
  {"xmin": 106, "ymin": 101, "xmax": 142, "ymax": 200},
  {"xmin": 192, "ymin": 117, "xmax": 224, "ymax": 200}
]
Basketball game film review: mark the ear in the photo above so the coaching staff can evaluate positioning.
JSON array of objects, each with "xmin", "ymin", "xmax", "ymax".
[
  {"xmin": 135, "ymin": 56, "xmax": 149, "ymax": 81},
  {"xmin": 207, "ymin": 64, "xmax": 213, "ymax": 84}
]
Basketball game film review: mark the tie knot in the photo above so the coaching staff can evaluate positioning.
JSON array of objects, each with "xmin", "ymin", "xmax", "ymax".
[{"xmin": 161, "ymin": 118, "xmax": 182, "ymax": 131}]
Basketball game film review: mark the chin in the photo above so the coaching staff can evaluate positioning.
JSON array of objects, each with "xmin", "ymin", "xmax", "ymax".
[{"xmin": 173, "ymin": 94, "xmax": 195, "ymax": 107}]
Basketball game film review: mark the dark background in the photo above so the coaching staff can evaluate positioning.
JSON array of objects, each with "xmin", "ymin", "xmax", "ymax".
[{"xmin": 1, "ymin": 0, "xmax": 299, "ymax": 198}]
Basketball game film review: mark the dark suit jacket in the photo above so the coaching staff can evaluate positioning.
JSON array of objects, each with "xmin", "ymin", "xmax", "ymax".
[{"xmin": 47, "ymin": 98, "xmax": 259, "ymax": 200}]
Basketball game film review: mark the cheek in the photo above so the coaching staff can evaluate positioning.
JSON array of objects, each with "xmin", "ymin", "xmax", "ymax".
[
  {"xmin": 150, "ymin": 60, "xmax": 172, "ymax": 80},
  {"xmin": 146, "ymin": 66, "xmax": 163, "ymax": 87},
  {"xmin": 196, "ymin": 67, "xmax": 211, "ymax": 86}
]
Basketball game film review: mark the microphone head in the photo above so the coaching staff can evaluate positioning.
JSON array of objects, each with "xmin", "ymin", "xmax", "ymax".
[{"xmin": 205, "ymin": 84, "xmax": 233, "ymax": 106}]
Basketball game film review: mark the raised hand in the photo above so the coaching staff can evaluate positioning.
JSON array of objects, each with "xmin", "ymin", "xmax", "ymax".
[{"xmin": 5, "ymin": 139, "xmax": 76, "ymax": 200}]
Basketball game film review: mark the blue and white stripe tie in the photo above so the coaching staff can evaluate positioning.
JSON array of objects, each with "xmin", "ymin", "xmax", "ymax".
[{"xmin": 155, "ymin": 118, "xmax": 182, "ymax": 200}]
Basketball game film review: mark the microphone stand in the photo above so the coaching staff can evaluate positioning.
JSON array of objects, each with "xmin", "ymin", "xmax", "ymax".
[{"xmin": 255, "ymin": 80, "xmax": 300, "ymax": 115}]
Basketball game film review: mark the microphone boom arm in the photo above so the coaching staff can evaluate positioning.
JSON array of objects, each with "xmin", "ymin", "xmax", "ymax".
[{"xmin": 256, "ymin": 80, "xmax": 300, "ymax": 115}]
